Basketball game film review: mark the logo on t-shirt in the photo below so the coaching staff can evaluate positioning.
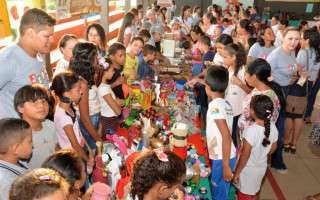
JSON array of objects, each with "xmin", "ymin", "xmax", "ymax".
[
  {"xmin": 261, "ymin": 54, "xmax": 266, "ymax": 59},
  {"xmin": 288, "ymin": 64, "xmax": 295, "ymax": 72},
  {"xmin": 210, "ymin": 107, "xmax": 219, "ymax": 114},
  {"xmin": 29, "ymin": 73, "xmax": 38, "ymax": 84},
  {"xmin": 29, "ymin": 71, "xmax": 48, "ymax": 85}
]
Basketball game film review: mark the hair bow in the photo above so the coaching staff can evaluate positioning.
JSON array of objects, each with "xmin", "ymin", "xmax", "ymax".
[
  {"xmin": 154, "ymin": 147, "xmax": 168, "ymax": 162},
  {"xmin": 99, "ymin": 58, "xmax": 109, "ymax": 69},
  {"xmin": 39, "ymin": 175, "xmax": 55, "ymax": 181},
  {"xmin": 266, "ymin": 110, "xmax": 271, "ymax": 119}
]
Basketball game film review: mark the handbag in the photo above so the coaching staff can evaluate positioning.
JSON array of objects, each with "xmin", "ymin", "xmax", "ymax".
[{"xmin": 285, "ymin": 50, "xmax": 309, "ymax": 115}]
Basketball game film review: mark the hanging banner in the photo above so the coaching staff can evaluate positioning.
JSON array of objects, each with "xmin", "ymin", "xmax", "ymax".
[
  {"xmin": 0, "ymin": 0, "xmax": 11, "ymax": 38},
  {"xmin": 56, "ymin": 0, "xmax": 101, "ymax": 20},
  {"xmin": 6, "ymin": 0, "xmax": 46, "ymax": 40}
]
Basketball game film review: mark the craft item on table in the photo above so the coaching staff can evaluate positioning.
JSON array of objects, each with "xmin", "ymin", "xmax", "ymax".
[
  {"xmin": 150, "ymin": 138, "xmax": 165, "ymax": 149},
  {"xmin": 171, "ymin": 122, "xmax": 188, "ymax": 147},
  {"xmin": 124, "ymin": 108, "xmax": 141, "ymax": 126},
  {"xmin": 139, "ymin": 106, "xmax": 160, "ymax": 123},
  {"xmin": 93, "ymin": 156, "xmax": 109, "ymax": 184},
  {"xmin": 122, "ymin": 84, "xmax": 130, "ymax": 99},
  {"xmin": 106, "ymin": 158, "xmax": 122, "ymax": 195},
  {"xmin": 173, "ymin": 145, "xmax": 188, "ymax": 160},
  {"xmin": 180, "ymin": 117, "xmax": 200, "ymax": 136},
  {"xmin": 127, "ymin": 123, "xmax": 142, "ymax": 149},
  {"xmin": 169, "ymin": 94, "xmax": 177, "ymax": 103},
  {"xmin": 167, "ymin": 116, "xmax": 175, "ymax": 131},
  {"xmin": 184, "ymin": 186, "xmax": 193, "ymax": 195},
  {"xmin": 186, "ymin": 145, "xmax": 211, "ymax": 179},
  {"xmin": 158, "ymin": 91, "xmax": 169, "ymax": 107},
  {"xmin": 200, "ymin": 196, "xmax": 209, "ymax": 200},
  {"xmin": 155, "ymin": 78, "xmax": 161, "ymax": 103},
  {"xmin": 191, "ymin": 193, "xmax": 200, "ymax": 200},
  {"xmin": 123, "ymin": 107, "xmax": 132, "ymax": 119},
  {"xmin": 105, "ymin": 129, "xmax": 128, "ymax": 156},
  {"xmin": 96, "ymin": 141, "xmax": 102, "ymax": 156},
  {"xmin": 185, "ymin": 166, "xmax": 195, "ymax": 181},
  {"xmin": 142, "ymin": 90, "xmax": 155, "ymax": 108},
  {"xmin": 147, "ymin": 123, "xmax": 159, "ymax": 137},
  {"xmin": 141, "ymin": 129, "xmax": 150, "ymax": 148},
  {"xmin": 198, "ymin": 187, "xmax": 207, "ymax": 194},
  {"xmin": 190, "ymin": 164, "xmax": 200, "ymax": 185},
  {"xmin": 131, "ymin": 81, "xmax": 141, "ymax": 97},
  {"xmin": 92, "ymin": 183, "xmax": 111, "ymax": 200}
]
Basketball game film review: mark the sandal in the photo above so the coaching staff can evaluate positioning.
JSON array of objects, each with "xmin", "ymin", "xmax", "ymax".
[
  {"xmin": 304, "ymin": 117, "xmax": 312, "ymax": 126},
  {"xmin": 283, "ymin": 143, "xmax": 291, "ymax": 153},
  {"xmin": 290, "ymin": 144, "xmax": 296, "ymax": 154}
]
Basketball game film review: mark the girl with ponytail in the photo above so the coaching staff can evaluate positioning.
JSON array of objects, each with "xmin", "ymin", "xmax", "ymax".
[
  {"xmin": 233, "ymin": 94, "xmax": 278, "ymax": 199},
  {"xmin": 222, "ymin": 43, "xmax": 251, "ymax": 147}
]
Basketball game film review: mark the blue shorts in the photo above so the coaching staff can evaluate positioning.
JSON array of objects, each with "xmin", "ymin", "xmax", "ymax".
[{"xmin": 211, "ymin": 157, "xmax": 237, "ymax": 200}]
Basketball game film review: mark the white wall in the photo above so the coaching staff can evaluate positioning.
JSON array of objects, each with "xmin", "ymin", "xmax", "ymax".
[{"xmin": 211, "ymin": 0, "xmax": 254, "ymax": 11}]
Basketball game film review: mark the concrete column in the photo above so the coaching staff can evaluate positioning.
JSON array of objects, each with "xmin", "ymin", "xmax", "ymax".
[
  {"xmin": 101, "ymin": 0, "xmax": 109, "ymax": 41},
  {"xmin": 125, "ymin": 0, "xmax": 131, "ymax": 12}
]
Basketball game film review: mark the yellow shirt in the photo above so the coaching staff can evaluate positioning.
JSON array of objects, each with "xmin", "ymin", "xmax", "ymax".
[{"xmin": 123, "ymin": 54, "xmax": 139, "ymax": 85}]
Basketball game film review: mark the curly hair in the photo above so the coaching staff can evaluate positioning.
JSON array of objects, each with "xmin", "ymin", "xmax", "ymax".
[
  {"xmin": 224, "ymin": 43, "xmax": 246, "ymax": 77},
  {"xmin": 41, "ymin": 149, "xmax": 83, "ymax": 194},
  {"xmin": 95, "ymin": 58, "xmax": 113, "ymax": 87},
  {"xmin": 130, "ymin": 150, "xmax": 186, "ymax": 199},
  {"xmin": 69, "ymin": 42, "xmax": 97, "ymax": 88},
  {"xmin": 9, "ymin": 168, "xmax": 69, "ymax": 200},
  {"xmin": 250, "ymin": 95, "xmax": 274, "ymax": 147}
]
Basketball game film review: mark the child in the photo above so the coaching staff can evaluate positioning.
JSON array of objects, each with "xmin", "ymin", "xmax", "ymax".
[
  {"xmin": 222, "ymin": 43, "xmax": 251, "ymax": 147},
  {"xmin": 233, "ymin": 95, "xmax": 278, "ymax": 199},
  {"xmin": 137, "ymin": 28, "xmax": 152, "ymax": 61},
  {"xmin": 108, "ymin": 42, "xmax": 127, "ymax": 99},
  {"xmin": 137, "ymin": 44, "xmax": 157, "ymax": 80},
  {"xmin": 14, "ymin": 84, "xmax": 58, "ymax": 169},
  {"xmin": 129, "ymin": 149, "xmax": 186, "ymax": 200},
  {"xmin": 124, "ymin": 36, "xmax": 144, "ymax": 86},
  {"xmin": 51, "ymin": 72, "xmax": 94, "ymax": 189},
  {"xmin": 53, "ymin": 34, "xmax": 78, "ymax": 77},
  {"xmin": 0, "ymin": 118, "xmax": 32, "ymax": 200},
  {"xmin": 9, "ymin": 168, "xmax": 69, "ymax": 200},
  {"xmin": 204, "ymin": 66, "xmax": 236, "ymax": 200},
  {"xmin": 96, "ymin": 58, "xmax": 124, "ymax": 136},
  {"xmin": 117, "ymin": 12, "xmax": 135, "ymax": 47},
  {"xmin": 70, "ymin": 42, "xmax": 102, "ymax": 153},
  {"xmin": 42, "ymin": 149, "xmax": 100, "ymax": 200},
  {"xmin": 171, "ymin": 19, "xmax": 181, "ymax": 41},
  {"xmin": 182, "ymin": 41, "xmax": 192, "ymax": 64}
]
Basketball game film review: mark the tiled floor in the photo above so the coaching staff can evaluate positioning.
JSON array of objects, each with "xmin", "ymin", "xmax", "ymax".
[{"xmin": 260, "ymin": 93, "xmax": 320, "ymax": 200}]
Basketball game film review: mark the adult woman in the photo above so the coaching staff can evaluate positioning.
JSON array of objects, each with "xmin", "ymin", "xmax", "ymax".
[
  {"xmin": 248, "ymin": 26, "xmax": 276, "ymax": 63},
  {"xmin": 117, "ymin": 12, "xmax": 135, "ymax": 47},
  {"xmin": 86, "ymin": 23, "xmax": 107, "ymax": 57},
  {"xmin": 178, "ymin": 5, "xmax": 193, "ymax": 41},
  {"xmin": 192, "ymin": 6, "xmax": 202, "ymax": 26},
  {"xmin": 298, "ymin": 21, "xmax": 309, "ymax": 33},
  {"xmin": 267, "ymin": 27, "xmax": 302, "ymax": 174},
  {"xmin": 234, "ymin": 19, "xmax": 252, "ymax": 48},
  {"xmin": 201, "ymin": 13, "xmax": 220, "ymax": 40},
  {"xmin": 253, "ymin": 20, "xmax": 261, "ymax": 37},
  {"xmin": 274, "ymin": 19, "xmax": 290, "ymax": 47},
  {"xmin": 147, "ymin": 9, "xmax": 166, "ymax": 29},
  {"xmin": 232, "ymin": 5, "xmax": 240, "ymax": 19},
  {"xmin": 160, "ymin": 7, "xmax": 167, "ymax": 25},
  {"xmin": 283, "ymin": 29, "xmax": 320, "ymax": 153},
  {"xmin": 239, "ymin": 58, "xmax": 285, "ymax": 141}
]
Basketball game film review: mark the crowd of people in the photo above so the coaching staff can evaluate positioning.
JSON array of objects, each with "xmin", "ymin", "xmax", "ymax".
[{"xmin": 0, "ymin": 1, "xmax": 320, "ymax": 200}]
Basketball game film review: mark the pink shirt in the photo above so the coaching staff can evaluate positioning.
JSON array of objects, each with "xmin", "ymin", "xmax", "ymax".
[
  {"xmin": 54, "ymin": 106, "xmax": 85, "ymax": 149},
  {"xmin": 192, "ymin": 42, "xmax": 202, "ymax": 64}
]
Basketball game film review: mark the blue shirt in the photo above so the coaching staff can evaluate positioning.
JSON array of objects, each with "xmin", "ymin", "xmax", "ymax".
[
  {"xmin": 202, "ymin": 50, "xmax": 215, "ymax": 69},
  {"xmin": 137, "ymin": 58, "xmax": 155, "ymax": 80},
  {"xmin": 137, "ymin": 51, "xmax": 143, "ymax": 61}
]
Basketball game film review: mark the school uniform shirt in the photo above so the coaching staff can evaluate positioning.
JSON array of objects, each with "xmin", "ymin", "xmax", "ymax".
[
  {"xmin": 98, "ymin": 83, "xmax": 118, "ymax": 117},
  {"xmin": 206, "ymin": 98, "xmax": 236, "ymax": 160},
  {"xmin": 0, "ymin": 44, "xmax": 49, "ymax": 118},
  {"xmin": 202, "ymin": 50, "xmax": 215, "ymax": 69},
  {"xmin": 27, "ymin": 120, "xmax": 57, "ymax": 169},
  {"xmin": 274, "ymin": 31, "xmax": 283, "ymax": 47},
  {"xmin": 213, "ymin": 52, "xmax": 224, "ymax": 65},
  {"xmin": 272, "ymin": 24, "xmax": 279, "ymax": 35},
  {"xmin": 267, "ymin": 46, "xmax": 297, "ymax": 87},
  {"xmin": 248, "ymin": 43, "xmax": 276, "ymax": 60},
  {"xmin": 297, "ymin": 48, "xmax": 320, "ymax": 81},
  {"xmin": 148, "ymin": 35, "xmax": 156, "ymax": 47},
  {"xmin": 0, "ymin": 160, "xmax": 29, "ymax": 200},
  {"xmin": 193, "ymin": 12, "xmax": 200, "ymax": 25},
  {"xmin": 54, "ymin": 106, "xmax": 85, "ymax": 149},
  {"xmin": 124, "ymin": 54, "xmax": 139, "ymax": 85},
  {"xmin": 177, "ymin": 16, "xmax": 194, "ymax": 35},
  {"xmin": 148, "ymin": 20, "xmax": 165, "ymax": 28},
  {"xmin": 225, "ymin": 67, "xmax": 248, "ymax": 117},
  {"xmin": 235, "ymin": 123, "xmax": 278, "ymax": 195}
]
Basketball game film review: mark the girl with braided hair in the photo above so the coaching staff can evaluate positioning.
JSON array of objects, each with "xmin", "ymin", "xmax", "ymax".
[{"xmin": 233, "ymin": 94, "xmax": 278, "ymax": 200}]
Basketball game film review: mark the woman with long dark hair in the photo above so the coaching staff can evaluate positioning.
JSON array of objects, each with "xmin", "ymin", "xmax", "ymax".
[
  {"xmin": 234, "ymin": 19, "xmax": 252, "ymax": 48},
  {"xmin": 86, "ymin": 23, "xmax": 107, "ymax": 57},
  {"xmin": 178, "ymin": 5, "xmax": 193, "ymax": 41},
  {"xmin": 274, "ymin": 18, "xmax": 290, "ymax": 47},
  {"xmin": 117, "ymin": 12, "xmax": 135, "ymax": 47}
]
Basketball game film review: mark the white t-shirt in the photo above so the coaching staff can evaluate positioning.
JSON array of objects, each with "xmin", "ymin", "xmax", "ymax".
[
  {"xmin": 274, "ymin": 31, "xmax": 283, "ymax": 47},
  {"xmin": 54, "ymin": 106, "xmax": 85, "ymax": 149},
  {"xmin": 248, "ymin": 43, "xmax": 276, "ymax": 60},
  {"xmin": 207, "ymin": 24, "xmax": 219, "ymax": 36},
  {"xmin": 193, "ymin": 13, "xmax": 200, "ymax": 24},
  {"xmin": 272, "ymin": 24, "xmax": 279, "ymax": 35},
  {"xmin": 225, "ymin": 67, "xmax": 248, "ymax": 116},
  {"xmin": 98, "ymin": 83, "xmax": 117, "ymax": 117},
  {"xmin": 223, "ymin": 25, "xmax": 235, "ymax": 36},
  {"xmin": 235, "ymin": 123, "xmax": 278, "ymax": 195},
  {"xmin": 124, "ymin": 26, "xmax": 132, "ymax": 35},
  {"xmin": 206, "ymin": 98, "xmax": 236, "ymax": 160},
  {"xmin": 213, "ymin": 52, "xmax": 224, "ymax": 65},
  {"xmin": 53, "ymin": 58, "xmax": 69, "ymax": 77}
]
